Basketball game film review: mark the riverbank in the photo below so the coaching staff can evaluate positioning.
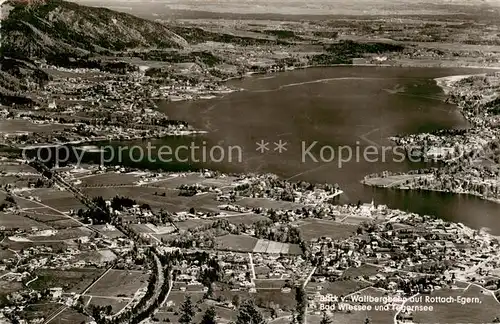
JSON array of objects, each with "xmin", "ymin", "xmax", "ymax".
[{"xmin": 362, "ymin": 173, "xmax": 500, "ymax": 205}]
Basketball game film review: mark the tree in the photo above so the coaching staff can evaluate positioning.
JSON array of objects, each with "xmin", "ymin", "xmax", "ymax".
[
  {"xmin": 200, "ymin": 307, "xmax": 217, "ymax": 324},
  {"xmin": 295, "ymin": 287, "xmax": 306, "ymax": 324},
  {"xmin": 319, "ymin": 311, "xmax": 331, "ymax": 324},
  {"xmin": 180, "ymin": 296, "xmax": 196, "ymax": 324},
  {"xmin": 232, "ymin": 295, "xmax": 241, "ymax": 308},
  {"xmin": 235, "ymin": 300, "xmax": 265, "ymax": 324}
]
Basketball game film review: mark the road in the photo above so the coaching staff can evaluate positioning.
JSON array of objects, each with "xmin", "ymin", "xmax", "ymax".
[{"xmin": 248, "ymin": 253, "xmax": 256, "ymax": 282}]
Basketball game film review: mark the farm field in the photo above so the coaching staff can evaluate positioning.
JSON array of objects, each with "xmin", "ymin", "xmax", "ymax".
[
  {"xmin": 82, "ymin": 186, "xmax": 221, "ymax": 213},
  {"xmin": 254, "ymin": 279, "xmax": 289, "ymax": 289},
  {"xmin": 23, "ymin": 188, "xmax": 86, "ymax": 211},
  {"xmin": 86, "ymin": 269, "xmax": 149, "ymax": 298},
  {"xmin": 237, "ymin": 197, "xmax": 305, "ymax": 210},
  {"xmin": 341, "ymin": 215, "xmax": 372, "ymax": 225},
  {"xmin": 147, "ymin": 173, "xmax": 237, "ymax": 189},
  {"xmin": 21, "ymin": 210, "xmax": 68, "ymax": 222},
  {"xmin": 255, "ymin": 290, "xmax": 296, "ymax": 311},
  {"xmin": 163, "ymin": 291, "xmax": 206, "ymax": 310},
  {"xmin": 0, "ymin": 248, "xmax": 15, "ymax": 260},
  {"xmin": 76, "ymin": 172, "xmax": 140, "ymax": 187},
  {"xmin": 11, "ymin": 196, "xmax": 45, "ymax": 209},
  {"xmin": 215, "ymin": 234, "xmax": 258, "ymax": 252},
  {"xmin": 87, "ymin": 297, "xmax": 129, "ymax": 314},
  {"xmin": 0, "ymin": 280, "xmax": 24, "ymax": 300},
  {"xmin": 297, "ymin": 219, "xmax": 358, "ymax": 241},
  {"xmin": 0, "ymin": 163, "xmax": 38, "ymax": 174},
  {"xmin": 20, "ymin": 303, "xmax": 62, "ymax": 322},
  {"xmin": 29, "ymin": 268, "xmax": 105, "ymax": 292},
  {"xmin": 0, "ymin": 120, "xmax": 67, "ymax": 135},
  {"xmin": 0, "ymin": 212, "xmax": 49, "ymax": 230},
  {"xmin": 253, "ymin": 239, "xmax": 301, "ymax": 255},
  {"xmin": 28, "ymin": 226, "xmax": 93, "ymax": 242},
  {"xmin": 45, "ymin": 218, "xmax": 82, "ymax": 229},
  {"xmin": 91, "ymin": 224, "xmax": 125, "ymax": 238},
  {"xmin": 342, "ymin": 264, "xmax": 381, "ymax": 279},
  {"xmin": 174, "ymin": 218, "xmax": 214, "ymax": 231},
  {"xmin": 50, "ymin": 307, "xmax": 91, "ymax": 324}
]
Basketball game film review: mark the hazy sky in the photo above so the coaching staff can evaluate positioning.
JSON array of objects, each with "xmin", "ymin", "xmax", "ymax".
[{"xmin": 74, "ymin": 0, "xmax": 499, "ymax": 15}]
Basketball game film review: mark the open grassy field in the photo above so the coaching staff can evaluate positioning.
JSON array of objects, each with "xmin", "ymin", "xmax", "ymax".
[
  {"xmin": 25, "ymin": 188, "xmax": 86, "ymax": 211},
  {"xmin": 0, "ymin": 175, "xmax": 43, "ymax": 188},
  {"xmin": 21, "ymin": 210, "xmax": 68, "ymax": 222},
  {"xmin": 12, "ymin": 196, "xmax": 45, "ymax": 209},
  {"xmin": 0, "ymin": 119, "xmax": 67, "ymax": 135},
  {"xmin": 255, "ymin": 290, "xmax": 296, "ymax": 311},
  {"xmin": 164, "ymin": 291, "xmax": 206, "ymax": 310},
  {"xmin": 77, "ymin": 172, "xmax": 140, "ymax": 187},
  {"xmin": 147, "ymin": 173, "xmax": 237, "ymax": 189},
  {"xmin": 1, "ymin": 237, "xmax": 67, "ymax": 251},
  {"xmin": 297, "ymin": 219, "xmax": 358, "ymax": 241},
  {"xmin": 237, "ymin": 197, "xmax": 305, "ymax": 210},
  {"xmin": 0, "ymin": 248, "xmax": 15, "ymax": 260},
  {"xmin": 363, "ymin": 174, "xmax": 433, "ymax": 188},
  {"xmin": 341, "ymin": 215, "xmax": 372, "ymax": 225},
  {"xmin": 342, "ymin": 264, "xmax": 381, "ymax": 279},
  {"xmin": 50, "ymin": 307, "xmax": 91, "ymax": 324},
  {"xmin": 87, "ymin": 297, "xmax": 129, "ymax": 314},
  {"xmin": 254, "ymin": 279, "xmax": 289, "ymax": 289},
  {"xmin": 0, "ymin": 163, "xmax": 38, "ymax": 174},
  {"xmin": 0, "ymin": 280, "xmax": 24, "ymax": 301},
  {"xmin": 86, "ymin": 269, "xmax": 149, "ymax": 298},
  {"xmin": 28, "ymin": 226, "xmax": 93, "ymax": 242},
  {"xmin": 253, "ymin": 239, "xmax": 298, "ymax": 254},
  {"xmin": 215, "ymin": 234, "xmax": 258, "ymax": 252},
  {"xmin": 83, "ymin": 186, "xmax": 221, "ymax": 213},
  {"xmin": 45, "ymin": 218, "xmax": 83, "ymax": 229},
  {"xmin": 174, "ymin": 219, "xmax": 214, "ymax": 231},
  {"xmin": 21, "ymin": 303, "xmax": 62, "ymax": 322},
  {"xmin": 29, "ymin": 268, "xmax": 105, "ymax": 292},
  {"xmin": 0, "ymin": 212, "xmax": 49, "ymax": 230},
  {"xmin": 91, "ymin": 225, "xmax": 125, "ymax": 239}
]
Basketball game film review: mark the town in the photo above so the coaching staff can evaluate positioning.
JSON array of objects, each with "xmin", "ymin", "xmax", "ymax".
[{"xmin": 0, "ymin": 157, "xmax": 499, "ymax": 323}]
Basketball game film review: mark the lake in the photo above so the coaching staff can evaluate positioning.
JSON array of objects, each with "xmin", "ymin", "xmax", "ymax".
[{"xmin": 117, "ymin": 66, "xmax": 500, "ymax": 233}]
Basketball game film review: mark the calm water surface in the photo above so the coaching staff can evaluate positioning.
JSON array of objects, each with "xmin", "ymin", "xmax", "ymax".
[{"xmin": 135, "ymin": 66, "xmax": 500, "ymax": 232}]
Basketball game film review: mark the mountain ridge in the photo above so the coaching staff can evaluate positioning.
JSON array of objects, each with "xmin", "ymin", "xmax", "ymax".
[{"xmin": 1, "ymin": 0, "xmax": 187, "ymax": 59}]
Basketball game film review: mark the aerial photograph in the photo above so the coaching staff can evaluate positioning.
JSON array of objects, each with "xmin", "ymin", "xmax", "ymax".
[{"xmin": 1, "ymin": 0, "xmax": 500, "ymax": 323}]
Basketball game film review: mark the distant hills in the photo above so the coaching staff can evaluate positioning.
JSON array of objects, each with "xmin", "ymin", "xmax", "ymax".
[
  {"xmin": 0, "ymin": 0, "xmax": 191, "ymax": 104},
  {"xmin": 73, "ymin": 0, "xmax": 500, "ymax": 16},
  {"xmin": 1, "ymin": 0, "xmax": 187, "ymax": 59}
]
